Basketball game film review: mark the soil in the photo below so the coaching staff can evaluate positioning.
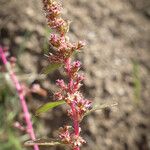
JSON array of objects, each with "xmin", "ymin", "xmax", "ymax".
[{"xmin": 0, "ymin": 0, "xmax": 150, "ymax": 150}]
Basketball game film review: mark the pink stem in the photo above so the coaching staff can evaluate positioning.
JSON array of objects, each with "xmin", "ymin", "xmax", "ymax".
[
  {"xmin": 71, "ymin": 103, "xmax": 80, "ymax": 150},
  {"xmin": 72, "ymin": 103, "xmax": 80, "ymax": 150},
  {"xmin": 65, "ymin": 58, "xmax": 80, "ymax": 150},
  {"xmin": 0, "ymin": 47, "xmax": 7, "ymax": 65},
  {"xmin": 0, "ymin": 47, "xmax": 39, "ymax": 150}
]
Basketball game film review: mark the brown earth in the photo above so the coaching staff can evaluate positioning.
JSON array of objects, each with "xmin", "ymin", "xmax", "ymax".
[{"xmin": 0, "ymin": 0, "xmax": 150, "ymax": 150}]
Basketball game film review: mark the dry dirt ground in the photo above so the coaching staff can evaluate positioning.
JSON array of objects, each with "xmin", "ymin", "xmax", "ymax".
[{"xmin": 0, "ymin": 0, "xmax": 150, "ymax": 150}]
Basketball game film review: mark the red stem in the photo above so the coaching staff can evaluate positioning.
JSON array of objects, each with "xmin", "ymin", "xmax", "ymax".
[
  {"xmin": 65, "ymin": 58, "xmax": 80, "ymax": 150},
  {"xmin": 0, "ymin": 47, "xmax": 39, "ymax": 150},
  {"xmin": 71, "ymin": 103, "xmax": 80, "ymax": 150}
]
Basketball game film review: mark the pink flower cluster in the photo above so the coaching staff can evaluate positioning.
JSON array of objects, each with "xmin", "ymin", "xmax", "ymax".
[
  {"xmin": 48, "ymin": 32, "xmax": 85, "ymax": 64},
  {"xmin": 54, "ymin": 60, "xmax": 92, "ymax": 121},
  {"xmin": 42, "ymin": 0, "xmax": 92, "ymax": 149},
  {"xmin": 43, "ymin": 0, "xmax": 85, "ymax": 64},
  {"xmin": 59, "ymin": 126, "xmax": 86, "ymax": 148},
  {"xmin": 43, "ymin": 0, "xmax": 69, "ymax": 35}
]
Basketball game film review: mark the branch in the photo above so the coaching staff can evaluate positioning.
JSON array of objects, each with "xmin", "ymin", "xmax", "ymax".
[{"xmin": 0, "ymin": 46, "xmax": 39, "ymax": 150}]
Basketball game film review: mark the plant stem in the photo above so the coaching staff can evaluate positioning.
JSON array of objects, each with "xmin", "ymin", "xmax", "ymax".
[
  {"xmin": 74, "ymin": 147, "xmax": 80, "ymax": 150},
  {"xmin": 71, "ymin": 103, "xmax": 80, "ymax": 150},
  {"xmin": 65, "ymin": 58, "xmax": 80, "ymax": 150},
  {"xmin": 0, "ymin": 46, "xmax": 39, "ymax": 150}
]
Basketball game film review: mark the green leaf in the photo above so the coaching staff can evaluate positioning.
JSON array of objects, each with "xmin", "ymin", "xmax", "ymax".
[
  {"xmin": 35, "ymin": 100, "xmax": 65, "ymax": 116},
  {"xmin": 132, "ymin": 61, "xmax": 141, "ymax": 105},
  {"xmin": 41, "ymin": 63, "xmax": 61, "ymax": 75},
  {"xmin": 24, "ymin": 138, "xmax": 62, "ymax": 146}
]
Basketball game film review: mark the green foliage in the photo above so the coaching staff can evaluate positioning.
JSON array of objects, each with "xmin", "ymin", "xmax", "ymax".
[
  {"xmin": 133, "ymin": 61, "xmax": 141, "ymax": 105},
  {"xmin": 24, "ymin": 138, "xmax": 62, "ymax": 146},
  {"xmin": 0, "ymin": 131, "xmax": 23, "ymax": 150},
  {"xmin": 35, "ymin": 100, "xmax": 65, "ymax": 116}
]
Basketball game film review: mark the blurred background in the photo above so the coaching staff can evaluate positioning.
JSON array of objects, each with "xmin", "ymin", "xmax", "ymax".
[{"xmin": 0, "ymin": 0, "xmax": 150, "ymax": 150}]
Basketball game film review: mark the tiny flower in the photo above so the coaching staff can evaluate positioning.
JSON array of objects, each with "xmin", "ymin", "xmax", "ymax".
[
  {"xmin": 59, "ymin": 20, "xmax": 71, "ymax": 35},
  {"xmin": 59, "ymin": 126, "xmax": 72, "ymax": 144},
  {"xmin": 49, "ymin": 34, "xmax": 66, "ymax": 48},
  {"xmin": 48, "ymin": 18, "xmax": 65, "ymax": 29},
  {"xmin": 67, "ymin": 109, "xmax": 73, "ymax": 118},
  {"xmin": 73, "ymin": 61, "xmax": 81, "ymax": 68},
  {"xmin": 76, "ymin": 74, "xmax": 85, "ymax": 82},
  {"xmin": 69, "ymin": 61, "xmax": 82, "ymax": 78},
  {"xmin": 49, "ymin": 34, "xmax": 60, "ymax": 47},
  {"xmin": 76, "ymin": 40, "xmax": 86, "ymax": 50},
  {"xmin": 54, "ymin": 91, "xmax": 63, "ymax": 100},
  {"xmin": 71, "ymin": 134, "xmax": 86, "ymax": 148},
  {"xmin": 72, "ymin": 94, "xmax": 92, "ymax": 119},
  {"xmin": 59, "ymin": 125, "xmax": 86, "ymax": 148},
  {"xmin": 56, "ymin": 79, "xmax": 67, "ymax": 90},
  {"xmin": 46, "ymin": 2, "xmax": 61, "ymax": 18},
  {"xmin": 65, "ymin": 93, "xmax": 75, "ymax": 104},
  {"xmin": 43, "ymin": 0, "xmax": 62, "ymax": 19}
]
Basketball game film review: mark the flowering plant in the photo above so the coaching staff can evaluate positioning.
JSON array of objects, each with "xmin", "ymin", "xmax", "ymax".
[
  {"xmin": 41, "ymin": 0, "xmax": 91, "ymax": 149},
  {"xmin": 30, "ymin": 0, "xmax": 91, "ymax": 149},
  {"xmin": 24, "ymin": 0, "xmax": 116, "ymax": 150}
]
